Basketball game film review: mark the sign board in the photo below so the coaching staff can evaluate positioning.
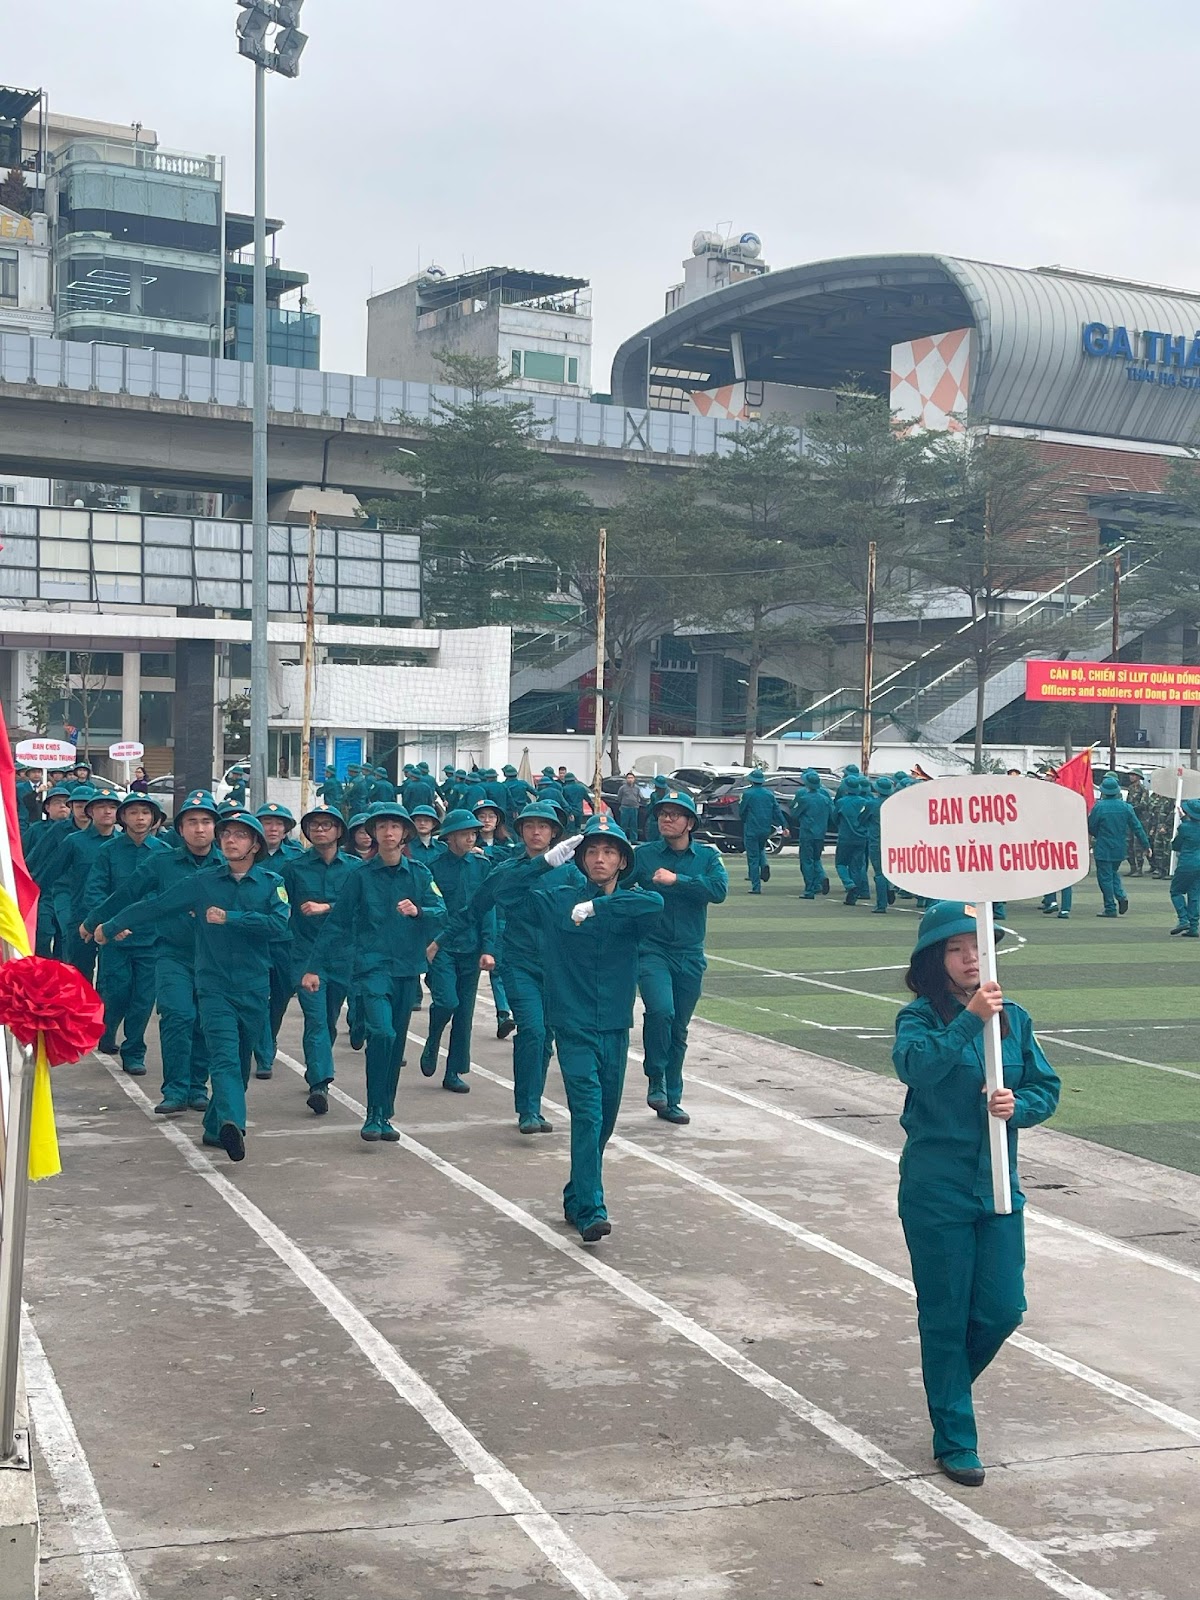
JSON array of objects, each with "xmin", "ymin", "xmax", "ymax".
[
  {"xmin": 15, "ymin": 739, "xmax": 78, "ymax": 769},
  {"xmin": 881, "ymin": 776, "xmax": 1090, "ymax": 902},
  {"xmin": 881, "ymin": 775, "xmax": 1090, "ymax": 1219},
  {"xmin": 108, "ymin": 741, "xmax": 144, "ymax": 763},
  {"xmin": 1025, "ymin": 659, "xmax": 1200, "ymax": 706},
  {"xmin": 1151, "ymin": 766, "xmax": 1200, "ymax": 802}
]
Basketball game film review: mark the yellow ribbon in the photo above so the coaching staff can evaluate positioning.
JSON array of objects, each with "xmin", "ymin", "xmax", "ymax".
[{"xmin": 0, "ymin": 884, "xmax": 60, "ymax": 1181}]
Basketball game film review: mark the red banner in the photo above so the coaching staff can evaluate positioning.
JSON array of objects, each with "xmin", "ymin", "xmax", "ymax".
[{"xmin": 1025, "ymin": 659, "xmax": 1200, "ymax": 705}]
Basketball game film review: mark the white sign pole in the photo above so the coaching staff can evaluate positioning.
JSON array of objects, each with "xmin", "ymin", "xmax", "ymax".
[
  {"xmin": 1172, "ymin": 767, "xmax": 1184, "ymax": 877},
  {"xmin": 974, "ymin": 897, "xmax": 1012, "ymax": 1216}
]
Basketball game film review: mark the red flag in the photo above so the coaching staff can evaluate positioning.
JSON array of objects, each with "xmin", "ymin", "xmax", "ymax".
[
  {"xmin": 1053, "ymin": 748, "xmax": 1095, "ymax": 813},
  {"xmin": 0, "ymin": 706, "xmax": 40, "ymax": 942}
]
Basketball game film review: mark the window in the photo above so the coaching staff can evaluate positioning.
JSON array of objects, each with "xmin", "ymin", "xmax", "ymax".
[
  {"xmin": 511, "ymin": 350, "xmax": 522, "ymax": 377},
  {"xmin": 0, "ymin": 487, "xmax": 15, "ymax": 504},
  {"xmin": 140, "ymin": 653, "xmax": 174, "ymax": 678},
  {"xmin": 0, "ymin": 250, "xmax": 16, "ymax": 303},
  {"xmin": 520, "ymin": 350, "xmax": 565, "ymax": 383},
  {"xmin": 567, "ymin": 357, "xmax": 578, "ymax": 385}
]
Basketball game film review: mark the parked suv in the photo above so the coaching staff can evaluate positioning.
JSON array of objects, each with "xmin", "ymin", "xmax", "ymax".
[{"xmin": 700, "ymin": 769, "xmax": 840, "ymax": 853}]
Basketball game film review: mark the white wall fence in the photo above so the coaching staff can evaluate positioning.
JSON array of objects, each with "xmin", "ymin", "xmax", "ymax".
[{"xmin": 508, "ymin": 734, "xmax": 1195, "ymax": 778}]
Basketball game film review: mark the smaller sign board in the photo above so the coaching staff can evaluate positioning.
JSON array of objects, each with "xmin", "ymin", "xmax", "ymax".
[
  {"xmin": 1150, "ymin": 766, "xmax": 1200, "ymax": 802},
  {"xmin": 15, "ymin": 738, "xmax": 79, "ymax": 769},
  {"xmin": 881, "ymin": 775, "xmax": 1090, "ymax": 902},
  {"xmin": 108, "ymin": 741, "xmax": 145, "ymax": 763}
]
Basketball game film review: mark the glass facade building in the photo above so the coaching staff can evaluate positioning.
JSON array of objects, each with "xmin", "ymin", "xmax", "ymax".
[{"xmin": 224, "ymin": 301, "xmax": 320, "ymax": 369}]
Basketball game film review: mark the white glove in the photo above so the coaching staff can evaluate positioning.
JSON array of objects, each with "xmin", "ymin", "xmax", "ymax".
[
  {"xmin": 570, "ymin": 900, "xmax": 596, "ymax": 925},
  {"xmin": 545, "ymin": 833, "xmax": 584, "ymax": 868}
]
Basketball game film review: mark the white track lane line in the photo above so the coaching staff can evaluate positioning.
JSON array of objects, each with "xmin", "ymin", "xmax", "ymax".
[
  {"xmin": 98, "ymin": 1061, "xmax": 627, "ymax": 1600},
  {"xmin": 21, "ymin": 1308, "xmax": 143, "ymax": 1600},
  {"xmin": 280, "ymin": 1048, "xmax": 1111, "ymax": 1600},
  {"xmin": 427, "ymin": 1029, "xmax": 1200, "ymax": 1449}
]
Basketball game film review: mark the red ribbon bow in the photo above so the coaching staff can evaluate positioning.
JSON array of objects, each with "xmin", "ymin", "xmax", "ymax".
[{"xmin": 0, "ymin": 956, "xmax": 105, "ymax": 1066}]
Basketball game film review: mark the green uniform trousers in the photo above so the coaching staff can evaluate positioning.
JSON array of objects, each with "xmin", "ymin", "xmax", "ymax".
[
  {"xmin": 638, "ymin": 946, "xmax": 704, "ymax": 1109},
  {"xmin": 743, "ymin": 830, "xmax": 770, "ymax": 890},
  {"xmin": 199, "ymin": 983, "xmax": 268, "ymax": 1140},
  {"xmin": 799, "ymin": 837, "xmax": 828, "ymax": 897},
  {"xmin": 1096, "ymin": 858, "xmax": 1124, "ymax": 914},
  {"xmin": 901, "ymin": 1200, "xmax": 1026, "ymax": 1461},
  {"xmin": 362, "ymin": 973, "xmax": 420, "ymax": 1115},
  {"xmin": 556, "ymin": 1027, "xmax": 629, "ymax": 1230},
  {"xmin": 835, "ymin": 839, "xmax": 868, "ymax": 897},
  {"xmin": 1170, "ymin": 864, "xmax": 1200, "ymax": 932},
  {"xmin": 488, "ymin": 964, "xmax": 510, "ymax": 1016},
  {"xmin": 64, "ymin": 924, "xmax": 97, "ymax": 985},
  {"xmin": 425, "ymin": 948, "xmax": 481, "ymax": 1079},
  {"xmin": 35, "ymin": 895, "xmax": 62, "ymax": 958},
  {"xmin": 295, "ymin": 973, "xmax": 348, "ymax": 1087},
  {"xmin": 869, "ymin": 843, "xmax": 890, "ymax": 911},
  {"xmin": 96, "ymin": 945, "xmax": 156, "ymax": 1071},
  {"xmin": 155, "ymin": 954, "xmax": 211, "ymax": 1107},
  {"xmin": 504, "ymin": 962, "xmax": 552, "ymax": 1120}
]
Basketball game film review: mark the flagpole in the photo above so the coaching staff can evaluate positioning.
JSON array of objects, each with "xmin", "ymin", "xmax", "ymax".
[{"xmin": 0, "ymin": 767, "xmax": 33, "ymax": 1464}]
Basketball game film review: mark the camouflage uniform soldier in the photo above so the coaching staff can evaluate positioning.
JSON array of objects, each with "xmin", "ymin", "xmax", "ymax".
[
  {"xmin": 1148, "ymin": 792, "xmax": 1174, "ymax": 878},
  {"xmin": 1126, "ymin": 774, "xmax": 1151, "ymax": 875}
]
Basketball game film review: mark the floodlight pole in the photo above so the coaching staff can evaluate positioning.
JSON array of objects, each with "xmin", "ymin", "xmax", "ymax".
[
  {"xmin": 249, "ymin": 58, "xmax": 270, "ymax": 809},
  {"xmin": 861, "ymin": 540, "xmax": 877, "ymax": 772},
  {"xmin": 1108, "ymin": 550, "xmax": 1121, "ymax": 772}
]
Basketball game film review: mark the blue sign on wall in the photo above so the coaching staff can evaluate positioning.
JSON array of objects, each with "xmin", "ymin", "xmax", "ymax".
[{"xmin": 1082, "ymin": 322, "xmax": 1200, "ymax": 390}]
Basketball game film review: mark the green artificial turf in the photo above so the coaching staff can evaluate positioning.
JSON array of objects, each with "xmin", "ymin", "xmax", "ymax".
[{"xmin": 698, "ymin": 852, "xmax": 1200, "ymax": 1175}]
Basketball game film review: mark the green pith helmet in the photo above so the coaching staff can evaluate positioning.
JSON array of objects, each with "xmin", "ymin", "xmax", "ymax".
[
  {"xmin": 502, "ymin": 764, "xmax": 518, "ymax": 777},
  {"xmin": 650, "ymin": 787, "xmax": 698, "ymax": 821},
  {"xmin": 514, "ymin": 801, "xmax": 564, "ymax": 840},
  {"xmin": 437, "ymin": 807, "xmax": 480, "ymax": 838},
  {"xmin": 84, "ymin": 789, "xmax": 121, "ymax": 815},
  {"xmin": 408, "ymin": 804, "xmax": 440, "ymax": 823},
  {"xmin": 255, "ymin": 801, "xmax": 297, "ymax": 828},
  {"xmin": 575, "ymin": 814, "xmax": 635, "ymax": 879},
  {"xmin": 911, "ymin": 900, "xmax": 1007, "ymax": 958},
  {"xmin": 1100, "ymin": 774, "xmax": 1122, "ymax": 797},
  {"xmin": 217, "ymin": 810, "xmax": 268, "ymax": 852},
  {"xmin": 43, "ymin": 784, "xmax": 73, "ymax": 808},
  {"xmin": 747, "ymin": 769, "xmax": 765, "ymax": 785},
  {"xmin": 116, "ymin": 790, "xmax": 164, "ymax": 824},
  {"xmin": 347, "ymin": 811, "xmax": 371, "ymax": 832},
  {"xmin": 364, "ymin": 802, "xmax": 413, "ymax": 834},
  {"xmin": 1182, "ymin": 798, "xmax": 1200, "ymax": 821},
  {"xmin": 803, "ymin": 769, "xmax": 822, "ymax": 788},
  {"xmin": 175, "ymin": 788, "xmax": 220, "ymax": 829},
  {"xmin": 300, "ymin": 802, "xmax": 347, "ymax": 841}
]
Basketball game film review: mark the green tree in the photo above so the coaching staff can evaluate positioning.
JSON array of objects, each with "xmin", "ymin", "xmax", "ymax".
[
  {"xmin": 0, "ymin": 167, "xmax": 31, "ymax": 217},
  {"xmin": 700, "ymin": 418, "xmax": 822, "ymax": 762},
  {"xmin": 912, "ymin": 430, "xmax": 1074, "ymax": 771},
  {"xmin": 381, "ymin": 351, "xmax": 590, "ymax": 629},
  {"xmin": 20, "ymin": 653, "xmax": 67, "ymax": 735}
]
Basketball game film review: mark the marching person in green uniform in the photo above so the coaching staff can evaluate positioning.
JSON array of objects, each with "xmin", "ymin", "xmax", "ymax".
[
  {"xmin": 80, "ymin": 792, "xmax": 171, "ymax": 1073},
  {"xmin": 88, "ymin": 790, "xmax": 224, "ymax": 1117},
  {"xmin": 532, "ymin": 816, "xmax": 663, "ymax": 1242},
  {"xmin": 401, "ymin": 765, "xmax": 436, "ymax": 812},
  {"xmin": 344, "ymin": 765, "xmax": 369, "ymax": 818},
  {"xmin": 303, "ymin": 802, "xmax": 445, "ymax": 1142},
  {"xmin": 630, "ymin": 788, "xmax": 727, "ymax": 1124},
  {"xmin": 1089, "ymin": 773, "xmax": 1149, "ymax": 918},
  {"xmin": 101, "ymin": 811, "xmax": 291, "ymax": 1162},
  {"xmin": 472, "ymin": 798, "xmax": 516, "ymax": 1037},
  {"xmin": 502, "ymin": 764, "xmax": 535, "ymax": 825},
  {"xmin": 420, "ymin": 809, "xmax": 497, "ymax": 1092},
  {"xmin": 437, "ymin": 764, "xmax": 457, "ymax": 804},
  {"xmin": 737, "ymin": 769, "xmax": 785, "ymax": 893},
  {"xmin": 833, "ymin": 773, "xmax": 870, "ymax": 905},
  {"xmin": 790, "ymin": 769, "xmax": 834, "ymax": 899},
  {"xmin": 453, "ymin": 802, "xmax": 581, "ymax": 1134},
  {"xmin": 226, "ymin": 767, "xmax": 248, "ymax": 809},
  {"xmin": 1169, "ymin": 797, "xmax": 1200, "ymax": 938},
  {"xmin": 41, "ymin": 787, "xmax": 120, "ymax": 981},
  {"xmin": 561, "ymin": 771, "xmax": 589, "ymax": 829},
  {"xmin": 407, "ymin": 804, "xmax": 444, "ymax": 865},
  {"xmin": 28, "ymin": 784, "xmax": 73, "ymax": 955},
  {"xmin": 482, "ymin": 768, "xmax": 509, "ymax": 815},
  {"xmin": 255, "ymin": 800, "xmax": 303, "ymax": 1074},
  {"xmin": 835, "ymin": 763, "xmax": 861, "ymax": 799},
  {"xmin": 65, "ymin": 760, "xmax": 92, "ymax": 792},
  {"xmin": 863, "ymin": 775, "xmax": 895, "ymax": 914},
  {"xmin": 347, "ymin": 811, "xmax": 375, "ymax": 862},
  {"xmin": 893, "ymin": 901, "xmax": 1060, "ymax": 1486},
  {"xmin": 281, "ymin": 803, "xmax": 360, "ymax": 1114},
  {"xmin": 368, "ymin": 766, "xmax": 398, "ymax": 804},
  {"xmin": 316, "ymin": 765, "xmax": 344, "ymax": 812}
]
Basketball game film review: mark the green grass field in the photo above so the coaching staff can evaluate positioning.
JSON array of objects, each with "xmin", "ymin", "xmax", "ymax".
[{"xmin": 697, "ymin": 851, "xmax": 1200, "ymax": 1175}]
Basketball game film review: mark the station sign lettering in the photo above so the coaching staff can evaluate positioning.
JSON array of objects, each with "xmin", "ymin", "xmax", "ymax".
[{"xmin": 1082, "ymin": 322, "xmax": 1200, "ymax": 393}]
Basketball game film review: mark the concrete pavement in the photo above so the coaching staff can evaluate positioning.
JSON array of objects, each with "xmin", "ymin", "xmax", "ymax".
[{"xmin": 21, "ymin": 1000, "xmax": 1200, "ymax": 1599}]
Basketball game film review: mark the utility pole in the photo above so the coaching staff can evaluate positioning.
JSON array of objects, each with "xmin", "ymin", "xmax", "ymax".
[
  {"xmin": 592, "ymin": 526, "xmax": 607, "ymax": 808},
  {"xmin": 299, "ymin": 508, "xmax": 317, "ymax": 815},
  {"xmin": 861, "ymin": 540, "xmax": 877, "ymax": 773},
  {"xmin": 1109, "ymin": 549, "xmax": 1121, "ymax": 772}
]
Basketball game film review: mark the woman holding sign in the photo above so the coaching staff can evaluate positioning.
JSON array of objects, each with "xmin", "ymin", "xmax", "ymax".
[{"xmin": 893, "ymin": 902, "xmax": 1060, "ymax": 1487}]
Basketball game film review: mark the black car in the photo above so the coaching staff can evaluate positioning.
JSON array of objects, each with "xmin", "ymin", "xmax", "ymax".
[
  {"xmin": 599, "ymin": 774, "xmax": 705, "ymax": 840},
  {"xmin": 700, "ymin": 770, "xmax": 839, "ymax": 853}
]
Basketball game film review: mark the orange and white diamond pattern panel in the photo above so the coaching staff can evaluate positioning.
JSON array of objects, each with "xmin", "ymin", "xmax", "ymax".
[
  {"xmin": 890, "ymin": 327, "xmax": 973, "ymax": 432},
  {"xmin": 688, "ymin": 382, "xmax": 750, "ymax": 421}
]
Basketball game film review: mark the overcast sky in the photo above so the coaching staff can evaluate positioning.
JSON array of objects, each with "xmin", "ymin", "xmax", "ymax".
[{"xmin": 10, "ymin": 0, "xmax": 1199, "ymax": 383}]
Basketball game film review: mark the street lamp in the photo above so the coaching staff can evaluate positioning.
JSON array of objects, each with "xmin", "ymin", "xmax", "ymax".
[{"xmin": 234, "ymin": 0, "xmax": 309, "ymax": 807}]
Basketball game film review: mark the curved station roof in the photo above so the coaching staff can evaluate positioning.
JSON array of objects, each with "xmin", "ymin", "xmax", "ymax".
[{"xmin": 610, "ymin": 253, "xmax": 1200, "ymax": 449}]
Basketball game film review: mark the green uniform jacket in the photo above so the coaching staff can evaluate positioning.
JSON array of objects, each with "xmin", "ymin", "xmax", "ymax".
[
  {"xmin": 400, "ymin": 777, "xmax": 436, "ymax": 810},
  {"xmin": 1088, "ymin": 796, "xmax": 1149, "ymax": 862},
  {"xmin": 453, "ymin": 852, "xmax": 579, "ymax": 975},
  {"xmin": 629, "ymin": 838, "xmax": 727, "ymax": 953},
  {"xmin": 408, "ymin": 836, "xmax": 445, "ymax": 868},
  {"xmin": 562, "ymin": 780, "xmax": 590, "ymax": 817},
  {"xmin": 1170, "ymin": 818, "xmax": 1200, "ymax": 868},
  {"xmin": 307, "ymin": 853, "xmax": 445, "ymax": 987},
  {"xmin": 80, "ymin": 833, "xmax": 172, "ymax": 948},
  {"xmin": 281, "ymin": 848, "xmax": 361, "ymax": 968},
  {"xmin": 504, "ymin": 778, "xmax": 536, "ymax": 817},
  {"xmin": 316, "ymin": 777, "xmax": 344, "ymax": 808},
  {"xmin": 27, "ymin": 816, "xmax": 81, "ymax": 881},
  {"xmin": 368, "ymin": 777, "xmax": 398, "ymax": 803},
  {"xmin": 738, "ymin": 786, "xmax": 786, "ymax": 836},
  {"xmin": 90, "ymin": 844, "xmax": 224, "ymax": 960},
  {"xmin": 533, "ymin": 879, "xmax": 664, "ymax": 1032},
  {"xmin": 790, "ymin": 787, "xmax": 834, "ymax": 840},
  {"xmin": 39, "ymin": 825, "xmax": 121, "ymax": 925},
  {"xmin": 834, "ymin": 793, "xmax": 869, "ymax": 843},
  {"xmin": 893, "ymin": 997, "xmax": 1060, "ymax": 1216},
  {"xmin": 106, "ymin": 860, "xmax": 291, "ymax": 991},
  {"xmin": 483, "ymin": 779, "xmax": 510, "ymax": 812},
  {"xmin": 345, "ymin": 779, "xmax": 370, "ymax": 815},
  {"xmin": 429, "ymin": 850, "xmax": 496, "ymax": 957}
]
